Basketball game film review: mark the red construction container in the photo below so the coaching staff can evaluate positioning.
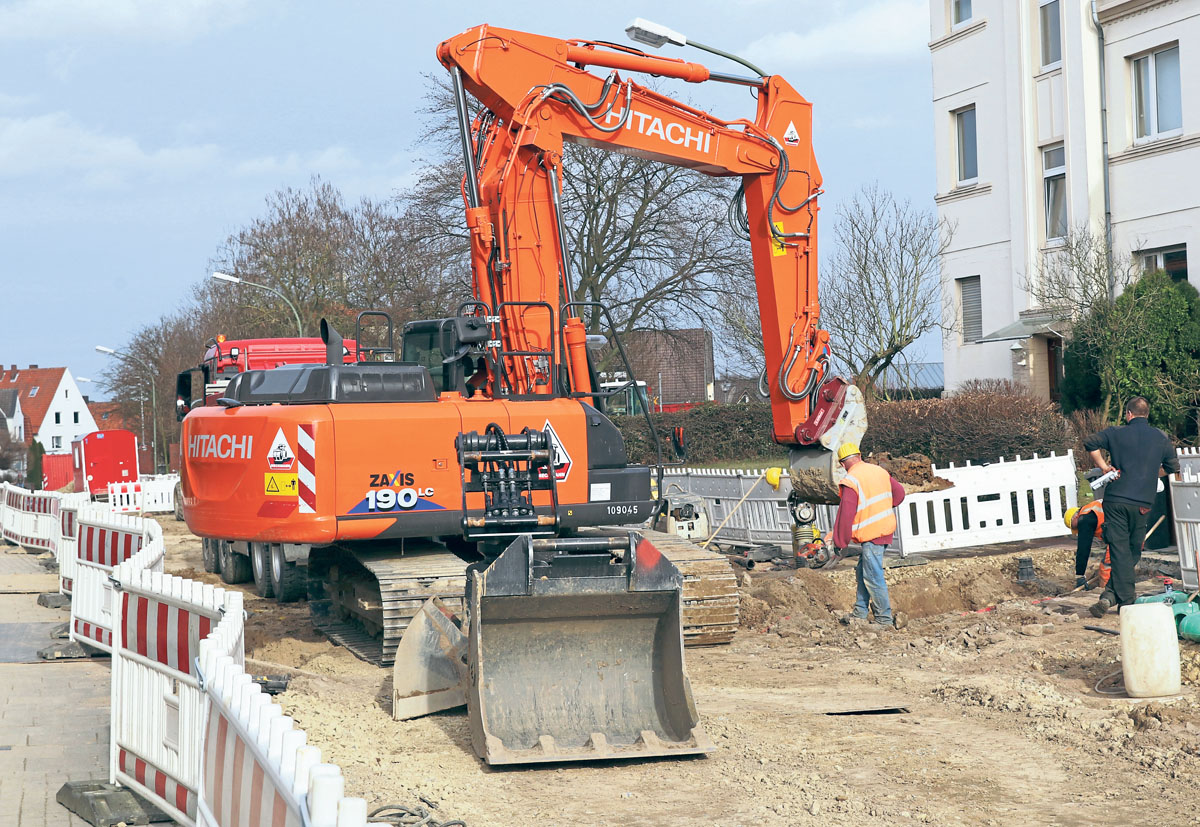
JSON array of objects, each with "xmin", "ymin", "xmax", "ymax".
[
  {"xmin": 42, "ymin": 454, "xmax": 74, "ymax": 491},
  {"xmin": 72, "ymin": 430, "xmax": 140, "ymax": 496}
]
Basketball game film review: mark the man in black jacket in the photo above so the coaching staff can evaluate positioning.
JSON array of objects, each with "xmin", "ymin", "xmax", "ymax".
[{"xmin": 1083, "ymin": 396, "xmax": 1178, "ymax": 617}]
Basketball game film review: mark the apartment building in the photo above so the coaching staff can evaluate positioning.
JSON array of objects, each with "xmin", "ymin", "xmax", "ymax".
[{"xmin": 930, "ymin": 0, "xmax": 1199, "ymax": 398}]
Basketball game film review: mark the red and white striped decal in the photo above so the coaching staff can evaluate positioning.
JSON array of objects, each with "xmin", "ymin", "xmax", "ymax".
[
  {"xmin": 62, "ymin": 577, "xmax": 73, "ymax": 595},
  {"xmin": 74, "ymin": 618, "xmax": 112, "ymax": 648},
  {"xmin": 61, "ymin": 509, "xmax": 76, "ymax": 537},
  {"xmin": 203, "ymin": 702, "xmax": 300, "ymax": 827},
  {"xmin": 78, "ymin": 525, "xmax": 143, "ymax": 568},
  {"xmin": 121, "ymin": 592, "xmax": 215, "ymax": 677},
  {"xmin": 119, "ymin": 747, "xmax": 195, "ymax": 818},
  {"xmin": 296, "ymin": 424, "xmax": 316, "ymax": 515}
]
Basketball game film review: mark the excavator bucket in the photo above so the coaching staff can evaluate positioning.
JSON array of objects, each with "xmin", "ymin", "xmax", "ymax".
[
  {"xmin": 465, "ymin": 533, "xmax": 713, "ymax": 765},
  {"xmin": 392, "ymin": 596, "xmax": 467, "ymax": 720},
  {"xmin": 788, "ymin": 381, "xmax": 868, "ymax": 503}
]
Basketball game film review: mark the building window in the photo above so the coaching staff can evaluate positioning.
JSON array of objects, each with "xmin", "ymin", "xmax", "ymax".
[
  {"xmin": 28, "ymin": 386, "xmax": 38, "ymax": 397},
  {"xmin": 1040, "ymin": 0, "xmax": 1061, "ymax": 70},
  {"xmin": 956, "ymin": 105, "xmax": 978, "ymax": 183},
  {"xmin": 52, "ymin": 436, "xmax": 62, "ymax": 450},
  {"xmin": 54, "ymin": 412, "xmax": 61, "ymax": 425},
  {"xmin": 952, "ymin": 0, "xmax": 972, "ymax": 26},
  {"xmin": 958, "ymin": 276, "xmax": 983, "ymax": 343},
  {"xmin": 1140, "ymin": 245, "xmax": 1188, "ymax": 281},
  {"xmin": 1133, "ymin": 45, "xmax": 1182, "ymax": 142},
  {"xmin": 1043, "ymin": 143, "xmax": 1067, "ymax": 240},
  {"xmin": 73, "ymin": 411, "xmax": 79, "ymax": 424}
]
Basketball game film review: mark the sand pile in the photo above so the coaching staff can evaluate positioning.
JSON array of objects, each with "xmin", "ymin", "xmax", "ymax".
[{"xmin": 871, "ymin": 451, "xmax": 953, "ymax": 492}]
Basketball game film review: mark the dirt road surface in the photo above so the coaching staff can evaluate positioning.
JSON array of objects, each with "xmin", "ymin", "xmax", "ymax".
[{"xmin": 158, "ymin": 519, "xmax": 1200, "ymax": 826}]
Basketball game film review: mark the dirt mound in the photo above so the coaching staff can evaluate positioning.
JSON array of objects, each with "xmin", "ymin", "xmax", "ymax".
[
  {"xmin": 747, "ymin": 570, "xmax": 854, "ymax": 624},
  {"xmin": 871, "ymin": 451, "xmax": 953, "ymax": 492}
]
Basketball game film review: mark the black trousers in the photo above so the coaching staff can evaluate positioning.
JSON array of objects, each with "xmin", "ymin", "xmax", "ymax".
[
  {"xmin": 1075, "ymin": 512, "xmax": 1100, "ymax": 577},
  {"xmin": 1101, "ymin": 501, "xmax": 1149, "ymax": 607}
]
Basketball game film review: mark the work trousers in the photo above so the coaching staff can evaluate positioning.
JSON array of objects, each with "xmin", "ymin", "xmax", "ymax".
[
  {"xmin": 1075, "ymin": 512, "xmax": 1101, "ymax": 577},
  {"xmin": 1100, "ymin": 501, "xmax": 1148, "ymax": 607},
  {"xmin": 852, "ymin": 540, "xmax": 892, "ymax": 625}
]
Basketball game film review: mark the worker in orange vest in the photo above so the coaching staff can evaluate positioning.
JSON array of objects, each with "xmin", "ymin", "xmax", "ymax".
[
  {"xmin": 832, "ymin": 443, "xmax": 907, "ymax": 630},
  {"xmin": 1065, "ymin": 501, "xmax": 1110, "ymax": 590}
]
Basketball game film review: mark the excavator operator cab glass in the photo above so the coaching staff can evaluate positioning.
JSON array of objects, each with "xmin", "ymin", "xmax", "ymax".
[{"xmin": 402, "ymin": 317, "xmax": 489, "ymax": 395}]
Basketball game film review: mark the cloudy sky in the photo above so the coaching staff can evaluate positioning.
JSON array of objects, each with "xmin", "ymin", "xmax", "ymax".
[{"xmin": 0, "ymin": 0, "xmax": 935, "ymax": 388}]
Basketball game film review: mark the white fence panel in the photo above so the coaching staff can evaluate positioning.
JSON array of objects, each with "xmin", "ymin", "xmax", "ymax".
[
  {"xmin": 1170, "ymin": 469, "xmax": 1200, "ymax": 591},
  {"xmin": 109, "ymin": 565, "xmax": 239, "ymax": 826},
  {"xmin": 56, "ymin": 492, "xmax": 91, "ymax": 595},
  {"xmin": 897, "ymin": 453, "xmax": 1076, "ymax": 554},
  {"xmin": 70, "ymin": 507, "xmax": 162, "ymax": 652},
  {"xmin": 110, "ymin": 475, "xmax": 178, "ymax": 515}
]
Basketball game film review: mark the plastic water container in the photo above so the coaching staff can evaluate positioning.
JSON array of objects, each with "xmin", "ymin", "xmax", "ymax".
[{"xmin": 1120, "ymin": 602, "xmax": 1182, "ymax": 698}]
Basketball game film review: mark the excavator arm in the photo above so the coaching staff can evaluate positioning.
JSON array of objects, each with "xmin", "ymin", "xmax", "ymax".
[{"xmin": 438, "ymin": 24, "xmax": 866, "ymax": 501}]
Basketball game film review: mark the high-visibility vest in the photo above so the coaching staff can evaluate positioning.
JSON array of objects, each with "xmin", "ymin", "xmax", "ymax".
[
  {"xmin": 1079, "ymin": 500, "xmax": 1104, "ymax": 538},
  {"xmin": 842, "ymin": 461, "xmax": 897, "ymax": 543}
]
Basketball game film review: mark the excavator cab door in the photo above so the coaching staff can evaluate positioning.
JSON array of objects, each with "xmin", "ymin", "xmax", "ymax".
[{"xmin": 403, "ymin": 317, "xmax": 490, "ymax": 394}]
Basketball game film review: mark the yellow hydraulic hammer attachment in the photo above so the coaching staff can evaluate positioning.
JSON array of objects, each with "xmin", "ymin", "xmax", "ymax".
[
  {"xmin": 787, "ymin": 383, "xmax": 868, "ymax": 504},
  {"xmin": 465, "ymin": 533, "xmax": 713, "ymax": 765}
]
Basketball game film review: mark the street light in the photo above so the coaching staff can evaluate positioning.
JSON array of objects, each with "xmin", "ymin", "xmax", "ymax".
[
  {"xmin": 625, "ymin": 17, "xmax": 767, "ymax": 78},
  {"xmin": 96, "ymin": 345, "xmax": 160, "ymax": 472},
  {"xmin": 211, "ymin": 271, "xmax": 304, "ymax": 337}
]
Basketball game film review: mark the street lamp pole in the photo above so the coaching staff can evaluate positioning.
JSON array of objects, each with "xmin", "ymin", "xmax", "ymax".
[
  {"xmin": 625, "ymin": 17, "xmax": 768, "ymax": 78},
  {"xmin": 96, "ymin": 346, "xmax": 160, "ymax": 473},
  {"xmin": 211, "ymin": 271, "xmax": 304, "ymax": 337}
]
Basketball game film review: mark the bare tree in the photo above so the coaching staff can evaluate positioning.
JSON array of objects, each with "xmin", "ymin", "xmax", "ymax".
[
  {"xmin": 817, "ymin": 185, "xmax": 954, "ymax": 397},
  {"xmin": 1024, "ymin": 224, "xmax": 1140, "ymax": 322}
]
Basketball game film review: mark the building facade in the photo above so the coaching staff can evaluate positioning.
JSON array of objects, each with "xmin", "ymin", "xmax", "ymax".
[
  {"xmin": 930, "ymin": 0, "xmax": 1199, "ymax": 398},
  {"xmin": 0, "ymin": 366, "xmax": 98, "ymax": 453}
]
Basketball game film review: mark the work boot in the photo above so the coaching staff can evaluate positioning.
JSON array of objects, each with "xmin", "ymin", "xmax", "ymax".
[
  {"xmin": 872, "ymin": 620, "xmax": 896, "ymax": 633},
  {"xmin": 1089, "ymin": 596, "xmax": 1113, "ymax": 618},
  {"xmin": 839, "ymin": 613, "xmax": 867, "ymax": 626},
  {"xmin": 892, "ymin": 611, "xmax": 909, "ymax": 630}
]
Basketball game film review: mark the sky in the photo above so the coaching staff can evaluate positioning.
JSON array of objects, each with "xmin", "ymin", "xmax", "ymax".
[{"xmin": 0, "ymin": 0, "xmax": 937, "ymax": 396}]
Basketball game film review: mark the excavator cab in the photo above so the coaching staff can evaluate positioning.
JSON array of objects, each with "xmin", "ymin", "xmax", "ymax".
[{"xmin": 402, "ymin": 316, "xmax": 490, "ymax": 394}]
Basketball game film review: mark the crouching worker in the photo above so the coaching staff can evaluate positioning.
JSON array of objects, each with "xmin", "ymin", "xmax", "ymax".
[
  {"xmin": 833, "ymin": 443, "xmax": 907, "ymax": 630},
  {"xmin": 1065, "ymin": 501, "xmax": 1108, "ymax": 590}
]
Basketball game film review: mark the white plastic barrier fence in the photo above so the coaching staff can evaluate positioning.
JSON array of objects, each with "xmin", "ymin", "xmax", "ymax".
[
  {"xmin": 896, "ymin": 452, "xmax": 1076, "ymax": 554},
  {"xmin": 0, "ymin": 483, "xmax": 62, "ymax": 551},
  {"xmin": 1170, "ymin": 468, "xmax": 1200, "ymax": 590},
  {"xmin": 110, "ymin": 475, "xmax": 179, "ymax": 515},
  {"xmin": 110, "ymin": 563, "xmax": 241, "ymax": 825},
  {"xmin": 663, "ymin": 452, "xmax": 1077, "ymax": 556},
  {"xmin": 1178, "ymin": 447, "xmax": 1200, "ymax": 477},
  {"xmin": 56, "ymin": 492, "xmax": 91, "ymax": 595},
  {"xmin": 70, "ymin": 506, "xmax": 162, "ymax": 652}
]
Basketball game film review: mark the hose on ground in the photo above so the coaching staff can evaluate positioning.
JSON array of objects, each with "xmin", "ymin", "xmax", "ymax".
[
  {"xmin": 1094, "ymin": 667, "xmax": 1126, "ymax": 696},
  {"xmin": 368, "ymin": 803, "xmax": 467, "ymax": 827}
]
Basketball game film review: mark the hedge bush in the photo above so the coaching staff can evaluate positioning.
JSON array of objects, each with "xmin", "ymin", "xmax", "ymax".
[{"xmin": 614, "ymin": 386, "xmax": 1076, "ymax": 469}]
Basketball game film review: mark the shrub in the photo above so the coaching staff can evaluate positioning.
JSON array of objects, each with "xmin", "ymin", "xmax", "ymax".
[{"xmin": 614, "ymin": 404, "xmax": 779, "ymax": 466}]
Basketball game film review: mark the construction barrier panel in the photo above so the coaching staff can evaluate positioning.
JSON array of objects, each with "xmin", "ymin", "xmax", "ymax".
[
  {"xmin": 56, "ymin": 493, "xmax": 91, "ymax": 595},
  {"xmin": 896, "ymin": 452, "xmax": 1076, "ymax": 554},
  {"xmin": 109, "ymin": 475, "xmax": 179, "ymax": 515},
  {"xmin": 663, "ymin": 452, "xmax": 1077, "ymax": 557},
  {"xmin": 0, "ymin": 483, "xmax": 62, "ymax": 551},
  {"xmin": 110, "ymin": 562, "xmax": 241, "ymax": 825},
  {"xmin": 1171, "ymin": 469, "xmax": 1200, "ymax": 591},
  {"xmin": 70, "ymin": 507, "xmax": 162, "ymax": 653}
]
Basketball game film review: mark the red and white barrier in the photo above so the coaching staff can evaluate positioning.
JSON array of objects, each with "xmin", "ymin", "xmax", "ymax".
[
  {"xmin": 0, "ymin": 483, "xmax": 62, "ymax": 551},
  {"xmin": 70, "ymin": 507, "xmax": 162, "ymax": 653},
  {"xmin": 55, "ymin": 493, "xmax": 91, "ymax": 595},
  {"xmin": 109, "ymin": 475, "xmax": 179, "ymax": 515},
  {"xmin": 110, "ymin": 563, "xmax": 241, "ymax": 825}
]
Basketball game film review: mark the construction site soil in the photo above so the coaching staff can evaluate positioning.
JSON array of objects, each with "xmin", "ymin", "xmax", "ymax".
[{"xmin": 159, "ymin": 520, "xmax": 1200, "ymax": 826}]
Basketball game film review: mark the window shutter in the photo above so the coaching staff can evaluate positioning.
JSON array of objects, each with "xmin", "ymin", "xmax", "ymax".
[{"xmin": 959, "ymin": 276, "xmax": 982, "ymax": 343}]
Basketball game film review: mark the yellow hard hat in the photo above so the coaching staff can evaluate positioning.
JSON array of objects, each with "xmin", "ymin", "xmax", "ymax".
[
  {"xmin": 837, "ymin": 443, "xmax": 860, "ymax": 461},
  {"xmin": 1064, "ymin": 507, "xmax": 1079, "ymax": 531},
  {"xmin": 764, "ymin": 467, "xmax": 785, "ymax": 490}
]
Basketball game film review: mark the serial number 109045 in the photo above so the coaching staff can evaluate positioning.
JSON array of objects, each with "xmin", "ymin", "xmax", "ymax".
[{"xmin": 606, "ymin": 504, "xmax": 640, "ymax": 516}]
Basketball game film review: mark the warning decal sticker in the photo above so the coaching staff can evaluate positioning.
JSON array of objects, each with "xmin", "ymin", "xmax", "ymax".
[
  {"xmin": 267, "ymin": 427, "xmax": 296, "ymax": 471},
  {"xmin": 783, "ymin": 120, "xmax": 800, "ymax": 146},
  {"xmin": 265, "ymin": 473, "xmax": 298, "ymax": 497}
]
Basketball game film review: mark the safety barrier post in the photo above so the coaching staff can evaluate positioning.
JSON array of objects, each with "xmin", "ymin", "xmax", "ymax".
[
  {"xmin": 56, "ymin": 492, "xmax": 91, "ymax": 595},
  {"xmin": 1170, "ymin": 468, "xmax": 1200, "ymax": 590}
]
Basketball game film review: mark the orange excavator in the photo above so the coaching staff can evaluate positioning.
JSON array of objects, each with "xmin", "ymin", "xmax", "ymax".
[{"xmin": 179, "ymin": 23, "xmax": 865, "ymax": 765}]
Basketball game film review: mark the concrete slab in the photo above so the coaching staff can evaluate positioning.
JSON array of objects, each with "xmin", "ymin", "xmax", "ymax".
[{"xmin": 0, "ymin": 624, "xmax": 64, "ymax": 664}]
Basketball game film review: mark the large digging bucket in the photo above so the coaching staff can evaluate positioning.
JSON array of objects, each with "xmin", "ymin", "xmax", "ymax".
[
  {"xmin": 788, "ymin": 380, "xmax": 868, "ymax": 504},
  {"xmin": 466, "ymin": 533, "xmax": 713, "ymax": 765}
]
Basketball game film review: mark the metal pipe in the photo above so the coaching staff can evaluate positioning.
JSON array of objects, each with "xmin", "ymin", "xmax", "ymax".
[
  {"xmin": 452, "ymin": 67, "xmax": 481, "ymax": 209},
  {"xmin": 687, "ymin": 39, "xmax": 766, "ymax": 78},
  {"xmin": 545, "ymin": 164, "xmax": 576, "ymax": 300},
  {"xmin": 1090, "ymin": 1, "xmax": 1114, "ymax": 298}
]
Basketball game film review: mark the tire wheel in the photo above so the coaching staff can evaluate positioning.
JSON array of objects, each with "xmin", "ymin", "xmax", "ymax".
[
  {"xmin": 201, "ymin": 538, "xmax": 221, "ymax": 574},
  {"xmin": 173, "ymin": 482, "xmax": 185, "ymax": 522},
  {"xmin": 219, "ymin": 541, "xmax": 252, "ymax": 585},
  {"xmin": 251, "ymin": 543, "xmax": 275, "ymax": 598},
  {"xmin": 270, "ymin": 544, "xmax": 306, "ymax": 603}
]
